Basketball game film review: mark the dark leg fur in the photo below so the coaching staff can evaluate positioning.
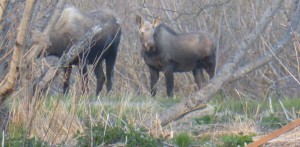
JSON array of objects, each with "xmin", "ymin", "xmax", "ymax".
[
  {"xmin": 203, "ymin": 54, "xmax": 216, "ymax": 79},
  {"xmin": 192, "ymin": 68, "xmax": 205, "ymax": 89},
  {"xmin": 105, "ymin": 51, "xmax": 117, "ymax": 94},
  {"xmin": 63, "ymin": 67, "xmax": 72, "ymax": 94},
  {"xmin": 164, "ymin": 65, "xmax": 174, "ymax": 97},
  {"xmin": 149, "ymin": 67, "xmax": 159, "ymax": 97},
  {"xmin": 94, "ymin": 62, "xmax": 105, "ymax": 96},
  {"xmin": 80, "ymin": 65, "xmax": 89, "ymax": 94}
]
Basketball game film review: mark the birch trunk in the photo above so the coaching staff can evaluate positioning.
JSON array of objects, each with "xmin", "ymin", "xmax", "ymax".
[
  {"xmin": 0, "ymin": 0, "xmax": 8, "ymax": 34},
  {"xmin": 0, "ymin": 0, "xmax": 36, "ymax": 103}
]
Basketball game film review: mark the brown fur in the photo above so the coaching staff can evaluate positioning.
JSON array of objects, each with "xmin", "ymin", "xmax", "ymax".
[
  {"xmin": 43, "ymin": 7, "xmax": 121, "ymax": 95},
  {"xmin": 136, "ymin": 16, "xmax": 215, "ymax": 97}
]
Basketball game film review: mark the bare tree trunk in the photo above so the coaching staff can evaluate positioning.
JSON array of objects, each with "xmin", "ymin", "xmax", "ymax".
[
  {"xmin": 158, "ymin": 0, "xmax": 300, "ymax": 126},
  {"xmin": 0, "ymin": 0, "xmax": 66, "ymax": 105},
  {"xmin": 0, "ymin": 0, "xmax": 36, "ymax": 103},
  {"xmin": 0, "ymin": 0, "xmax": 8, "ymax": 77},
  {"xmin": 24, "ymin": 0, "xmax": 66, "ymax": 62},
  {"xmin": 20, "ymin": 0, "xmax": 66, "ymax": 90},
  {"xmin": 0, "ymin": 0, "xmax": 8, "ymax": 34}
]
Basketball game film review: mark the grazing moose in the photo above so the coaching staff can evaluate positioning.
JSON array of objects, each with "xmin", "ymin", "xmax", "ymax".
[
  {"xmin": 136, "ymin": 16, "xmax": 216, "ymax": 97},
  {"xmin": 42, "ymin": 6, "xmax": 121, "ymax": 95}
]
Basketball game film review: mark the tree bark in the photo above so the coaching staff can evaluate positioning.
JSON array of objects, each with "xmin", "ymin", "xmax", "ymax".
[
  {"xmin": 0, "ymin": 0, "xmax": 36, "ymax": 104},
  {"xmin": 0, "ymin": 0, "xmax": 66, "ymax": 106},
  {"xmin": 158, "ymin": 0, "xmax": 300, "ymax": 126},
  {"xmin": 0, "ymin": 0, "xmax": 8, "ymax": 34},
  {"xmin": 24, "ymin": 0, "xmax": 66, "ymax": 61},
  {"xmin": 21, "ymin": 0, "xmax": 66, "ymax": 87}
]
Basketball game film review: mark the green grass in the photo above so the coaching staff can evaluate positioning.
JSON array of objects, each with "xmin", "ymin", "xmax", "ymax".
[
  {"xmin": 194, "ymin": 115, "xmax": 214, "ymax": 125},
  {"xmin": 211, "ymin": 96, "xmax": 300, "ymax": 120},
  {"xmin": 196, "ymin": 135, "xmax": 213, "ymax": 145},
  {"xmin": 157, "ymin": 96, "xmax": 183, "ymax": 108},
  {"xmin": 220, "ymin": 134, "xmax": 254, "ymax": 147},
  {"xmin": 1, "ymin": 123, "xmax": 48, "ymax": 147},
  {"xmin": 212, "ymin": 96, "xmax": 262, "ymax": 115},
  {"xmin": 273, "ymin": 97, "xmax": 300, "ymax": 112},
  {"xmin": 174, "ymin": 132, "xmax": 193, "ymax": 147},
  {"xmin": 41, "ymin": 94, "xmax": 300, "ymax": 119},
  {"xmin": 7, "ymin": 93, "xmax": 300, "ymax": 146},
  {"xmin": 259, "ymin": 114, "xmax": 287, "ymax": 129},
  {"xmin": 74, "ymin": 122, "xmax": 163, "ymax": 146},
  {"xmin": 194, "ymin": 134, "xmax": 256, "ymax": 147}
]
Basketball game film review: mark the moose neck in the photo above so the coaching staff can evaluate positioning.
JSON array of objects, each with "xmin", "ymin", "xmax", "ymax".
[
  {"xmin": 155, "ymin": 24, "xmax": 177, "ymax": 36},
  {"xmin": 154, "ymin": 24, "xmax": 178, "ymax": 43},
  {"xmin": 153, "ymin": 24, "xmax": 178, "ymax": 54}
]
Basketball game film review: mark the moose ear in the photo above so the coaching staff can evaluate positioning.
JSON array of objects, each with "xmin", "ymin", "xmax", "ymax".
[
  {"xmin": 135, "ymin": 15, "xmax": 144, "ymax": 28},
  {"xmin": 152, "ymin": 17, "xmax": 161, "ymax": 27}
]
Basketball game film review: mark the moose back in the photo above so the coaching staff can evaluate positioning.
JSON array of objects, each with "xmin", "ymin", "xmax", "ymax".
[{"xmin": 42, "ymin": 6, "xmax": 121, "ymax": 95}]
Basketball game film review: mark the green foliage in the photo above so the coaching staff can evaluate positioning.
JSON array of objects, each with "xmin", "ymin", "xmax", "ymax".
[
  {"xmin": 1, "ymin": 123, "xmax": 47, "ymax": 147},
  {"xmin": 74, "ymin": 123, "xmax": 162, "ymax": 146},
  {"xmin": 213, "ymin": 97, "xmax": 261, "ymax": 116},
  {"xmin": 273, "ymin": 98, "xmax": 300, "ymax": 112},
  {"xmin": 221, "ymin": 134, "xmax": 253, "ymax": 147},
  {"xmin": 174, "ymin": 132, "xmax": 193, "ymax": 147},
  {"xmin": 259, "ymin": 114, "xmax": 287, "ymax": 129},
  {"xmin": 194, "ymin": 115, "xmax": 214, "ymax": 125},
  {"xmin": 211, "ymin": 96, "xmax": 300, "ymax": 122}
]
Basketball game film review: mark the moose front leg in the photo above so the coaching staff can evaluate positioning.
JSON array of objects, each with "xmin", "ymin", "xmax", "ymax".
[
  {"xmin": 149, "ymin": 67, "xmax": 159, "ymax": 97},
  {"xmin": 80, "ymin": 65, "xmax": 89, "ymax": 94},
  {"xmin": 63, "ymin": 66, "xmax": 72, "ymax": 94},
  {"xmin": 192, "ymin": 68, "xmax": 205, "ymax": 89},
  {"xmin": 164, "ymin": 65, "xmax": 174, "ymax": 98},
  {"xmin": 105, "ymin": 51, "xmax": 117, "ymax": 94},
  {"xmin": 94, "ymin": 62, "xmax": 105, "ymax": 96}
]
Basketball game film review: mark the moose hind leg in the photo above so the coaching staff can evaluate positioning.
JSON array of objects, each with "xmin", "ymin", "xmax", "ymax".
[
  {"xmin": 94, "ymin": 62, "xmax": 105, "ymax": 96},
  {"xmin": 80, "ymin": 65, "xmax": 89, "ymax": 94},
  {"xmin": 63, "ymin": 66, "xmax": 72, "ymax": 94},
  {"xmin": 149, "ymin": 67, "xmax": 159, "ymax": 97},
  {"xmin": 105, "ymin": 53, "xmax": 117, "ymax": 94},
  {"xmin": 204, "ymin": 64, "xmax": 215, "ymax": 79},
  {"xmin": 193, "ymin": 68, "xmax": 205, "ymax": 89},
  {"xmin": 203, "ymin": 55, "xmax": 216, "ymax": 79},
  {"xmin": 164, "ymin": 65, "xmax": 174, "ymax": 97}
]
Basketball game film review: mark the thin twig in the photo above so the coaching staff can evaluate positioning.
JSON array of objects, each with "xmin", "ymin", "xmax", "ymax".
[{"xmin": 279, "ymin": 99, "xmax": 293, "ymax": 121}]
